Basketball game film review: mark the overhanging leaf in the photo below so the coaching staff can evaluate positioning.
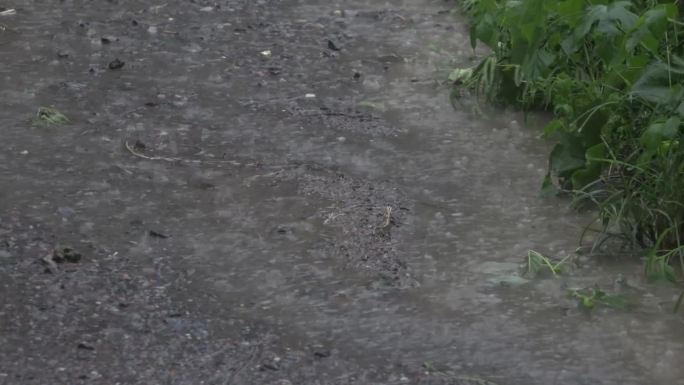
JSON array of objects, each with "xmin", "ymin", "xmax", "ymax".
[{"xmin": 641, "ymin": 116, "xmax": 681, "ymax": 153}]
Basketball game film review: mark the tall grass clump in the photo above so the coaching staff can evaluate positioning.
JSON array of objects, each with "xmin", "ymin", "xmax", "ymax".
[{"xmin": 452, "ymin": 0, "xmax": 684, "ymax": 280}]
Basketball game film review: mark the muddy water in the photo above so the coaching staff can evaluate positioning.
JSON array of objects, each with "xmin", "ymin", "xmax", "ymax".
[
  {"xmin": 1, "ymin": 0, "xmax": 683, "ymax": 384},
  {"xmin": 182, "ymin": 1, "xmax": 684, "ymax": 384}
]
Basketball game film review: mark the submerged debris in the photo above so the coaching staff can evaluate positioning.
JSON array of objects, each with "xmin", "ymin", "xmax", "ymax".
[
  {"xmin": 52, "ymin": 246, "xmax": 82, "ymax": 263},
  {"xmin": 108, "ymin": 58, "xmax": 125, "ymax": 70},
  {"xmin": 327, "ymin": 39, "xmax": 341, "ymax": 51},
  {"xmin": 41, "ymin": 246, "xmax": 82, "ymax": 272}
]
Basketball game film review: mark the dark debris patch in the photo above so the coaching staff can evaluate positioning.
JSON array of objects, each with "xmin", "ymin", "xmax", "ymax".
[
  {"xmin": 108, "ymin": 58, "xmax": 125, "ymax": 70},
  {"xmin": 279, "ymin": 167, "xmax": 418, "ymax": 288}
]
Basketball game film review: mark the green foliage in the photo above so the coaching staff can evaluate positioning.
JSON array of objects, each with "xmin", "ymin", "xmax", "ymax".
[
  {"xmin": 454, "ymin": 0, "xmax": 684, "ymax": 273},
  {"xmin": 33, "ymin": 107, "xmax": 69, "ymax": 126},
  {"xmin": 523, "ymin": 250, "xmax": 571, "ymax": 278},
  {"xmin": 568, "ymin": 287, "xmax": 630, "ymax": 310}
]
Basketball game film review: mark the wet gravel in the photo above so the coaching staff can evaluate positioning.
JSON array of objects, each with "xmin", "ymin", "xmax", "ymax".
[
  {"xmin": 0, "ymin": 0, "xmax": 489, "ymax": 384},
  {"xmin": 3, "ymin": 0, "xmax": 684, "ymax": 384}
]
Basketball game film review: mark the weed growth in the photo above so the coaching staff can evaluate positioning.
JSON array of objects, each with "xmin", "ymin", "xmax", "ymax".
[
  {"xmin": 568, "ymin": 286, "xmax": 630, "ymax": 310},
  {"xmin": 453, "ymin": 0, "xmax": 684, "ymax": 278},
  {"xmin": 33, "ymin": 107, "xmax": 69, "ymax": 126},
  {"xmin": 523, "ymin": 250, "xmax": 571, "ymax": 278}
]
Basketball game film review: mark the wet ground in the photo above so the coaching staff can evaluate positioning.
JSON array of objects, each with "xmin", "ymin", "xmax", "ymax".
[{"xmin": 1, "ymin": 1, "xmax": 684, "ymax": 384}]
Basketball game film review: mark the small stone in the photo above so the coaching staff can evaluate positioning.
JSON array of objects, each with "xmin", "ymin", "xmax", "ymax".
[
  {"xmin": 147, "ymin": 26, "xmax": 158, "ymax": 34},
  {"xmin": 305, "ymin": 93, "xmax": 316, "ymax": 98},
  {"xmin": 261, "ymin": 363, "xmax": 279, "ymax": 371},
  {"xmin": 199, "ymin": 6, "xmax": 213, "ymax": 12},
  {"xmin": 337, "ymin": 136, "xmax": 346, "ymax": 142},
  {"xmin": 148, "ymin": 230, "xmax": 169, "ymax": 239},
  {"xmin": 260, "ymin": 50, "xmax": 272, "ymax": 58},
  {"xmin": 327, "ymin": 39, "xmax": 341, "ymax": 51},
  {"xmin": 77, "ymin": 342, "xmax": 95, "ymax": 351},
  {"xmin": 108, "ymin": 58, "xmax": 125, "ymax": 70}
]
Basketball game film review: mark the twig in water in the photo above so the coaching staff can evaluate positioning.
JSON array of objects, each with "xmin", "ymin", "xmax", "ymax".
[
  {"xmin": 379, "ymin": 206, "xmax": 393, "ymax": 228},
  {"xmin": 124, "ymin": 139, "xmax": 178, "ymax": 162}
]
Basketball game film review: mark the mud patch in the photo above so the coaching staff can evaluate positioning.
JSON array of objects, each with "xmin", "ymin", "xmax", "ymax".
[{"xmin": 281, "ymin": 165, "xmax": 416, "ymax": 287}]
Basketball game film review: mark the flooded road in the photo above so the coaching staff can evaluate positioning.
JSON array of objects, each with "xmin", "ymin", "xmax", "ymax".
[{"xmin": 1, "ymin": 0, "xmax": 683, "ymax": 384}]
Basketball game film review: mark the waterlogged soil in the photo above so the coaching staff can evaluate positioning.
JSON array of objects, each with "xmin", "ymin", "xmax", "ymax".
[{"xmin": 1, "ymin": 1, "xmax": 684, "ymax": 384}]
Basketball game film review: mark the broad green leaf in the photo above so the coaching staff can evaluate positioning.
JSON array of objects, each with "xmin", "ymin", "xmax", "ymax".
[
  {"xmin": 544, "ymin": 118, "xmax": 563, "ymax": 137},
  {"xmin": 540, "ymin": 174, "xmax": 560, "ymax": 197},
  {"xmin": 474, "ymin": 14, "xmax": 498, "ymax": 48},
  {"xmin": 571, "ymin": 142, "xmax": 606, "ymax": 189},
  {"xmin": 641, "ymin": 117, "xmax": 681, "ymax": 153},
  {"xmin": 631, "ymin": 58, "xmax": 684, "ymax": 104},
  {"xmin": 587, "ymin": 2, "xmax": 637, "ymax": 36},
  {"xmin": 556, "ymin": 0, "xmax": 585, "ymax": 27},
  {"xmin": 607, "ymin": 1, "xmax": 638, "ymax": 30},
  {"xmin": 643, "ymin": 4, "xmax": 677, "ymax": 37},
  {"xmin": 523, "ymin": 49, "xmax": 556, "ymax": 79},
  {"xmin": 519, "ymin": 0, "xmax": 544, "ymax": 44},
  {"xmin": 549, "ymin": 140, "xmax": 586, "ymax": 178}
]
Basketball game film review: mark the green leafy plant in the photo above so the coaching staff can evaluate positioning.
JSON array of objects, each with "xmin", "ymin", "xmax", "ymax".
[
  {"xmin": 454, "ymin": 0, "xmax": 684, "ymax": 278},
  {"xmin": 568, "ymin": 287, "xmax": 630, "ymax": 310},
  {"xmin": 523, "ymin": 250, "xmax": 571, "ymax": 278},
  {"xmin": 33, "ymin": 107, "xmax": 69, "ymax": 126}
]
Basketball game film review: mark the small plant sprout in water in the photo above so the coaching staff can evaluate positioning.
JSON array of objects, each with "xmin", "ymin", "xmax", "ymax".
[
  {"xmin": 567, "ymin": 287, "xmax": 630, "ymax": 311},
  {"xmin": 33, "ymin": 107, "xmax": 69, "ymax": 126},
  {"xmin": 523, "ymin": 250, "xmax": 571, "ymax": 278}
]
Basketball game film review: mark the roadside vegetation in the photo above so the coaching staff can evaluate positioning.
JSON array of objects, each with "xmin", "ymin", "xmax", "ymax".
[{"xmin": 451, "ymin": 0, "xmax": 684, "ymax": 282}]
